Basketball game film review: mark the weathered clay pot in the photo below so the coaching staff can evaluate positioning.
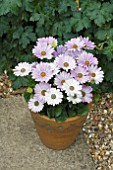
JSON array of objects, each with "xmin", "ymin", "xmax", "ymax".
[{"xmin": 31, "ymin": 111, "xmax": 87, "ymax": 150}]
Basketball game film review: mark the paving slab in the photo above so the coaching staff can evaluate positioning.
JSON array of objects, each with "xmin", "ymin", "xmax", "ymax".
[{"xmin": 0, "ymin": 96, "xmax": 96, "ymax": 170}]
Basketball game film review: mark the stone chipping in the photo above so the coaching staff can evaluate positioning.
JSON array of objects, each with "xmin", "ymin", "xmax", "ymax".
[{"xmin": 83, "ymin": 93, "xmax": 113, "ymax": 170}]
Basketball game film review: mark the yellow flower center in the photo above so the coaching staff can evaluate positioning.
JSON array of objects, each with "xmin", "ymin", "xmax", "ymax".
[
  {"xmin": 91, "ymin": 72, "xmax": 96, "ymax": 77},
  {"xmin": 72, "ymin": 44, "xmax": 78, "ymax": 49},
  {"xmin": 61, "ymin": 79, "xmax": 65, "ymax": 85},
  {"xmin": 82, "ymin": 91, "xmax": 86, "ymax": 97},
  {"xmin": 77, "ymin": 73, "xmax": 83, "ymax": 78},
  {"xmin": 63, "ymin": 62, "xmax": 69, "ymax": 67},
  {"xmin": 40, "ymin": 72, "xmax": 46, "ymax": 77},
  {"xmin": 84, "ymin": 44, "xmax": 87, "ymax": 48},
  {"xmin": 34, "ymin": 101, "xmax": 39, "ymax": 106},
  {"xmin": 41, "ymin": 90, "xmax": 46, "ymax": 96},
  {"xmin": 40, "ymin": 51, "xmax": 46, "ymax": 56},
  {"xmin": 84, "ymin": 60, "xmax": 90, "ymax": 66},
  {"xmin": 21, "ymin": 68, "xmax": 26, "ymax": 73}
]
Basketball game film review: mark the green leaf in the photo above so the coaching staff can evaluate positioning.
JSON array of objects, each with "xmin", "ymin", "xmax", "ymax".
[
  {"xmin": 95, "ymin": 29, "xmax": 107, "ymax": 40},
  {"xmin": 19, "ymin": 34, "xmax": 30, "ymax": 48},
  {"xmin": 94, "ymin": 93, "xmax": 100, "ymax": 103},
  {"xmin": 69, "ymin": 103, "xmax": 73, "ymax": 109},
  {"xmin": 30, "ymin": 13, "xmax": 40, "ymax": 21},
  {"xmin": 55, "ymin": 116, "xmax": 67, "ymax": 123},
  {"xmin": 23, "ymin": 0, "xmax": 34, "ymax": 12},
  {"xmin": 0, "ymin": 0, "xmax": 22, "ymax": 16},
  {"xmin": 55, "ymin": 108, "xmax": 68, "ymax": 123},
  {"xmin": 68, "ymin": 109, "xmax": 76, "ymax": 117},
  {"xmin": 0, "ymin": 17, "xmax": 10, "ymax": 36},
  {"xmin": 8, "ymin": 71, "xmax": 16, "ymax": 81},
  {"xmin": 82, "ymin": 16, "xmax": 91, "ymax": 29},
  {"xmin": 47, "ymin": 108, "xmax": 51, "ymax": 118},
  {"xmin": 76, "ymin": 22, "xmax": 84, "ymax": 32},
  {"xmin": 12, "ymin": 77, "xmax": 22, "ymax": 89},
  {"xmin": 18, "ymin": 54, "xmax": 36, "ymax": 63},
  {"xmin": 94, "ymin": 14, "xmax": 105, "ymax": 27},
  {"xmin": 77, "ymin": 104, "xmax": 89, "ymax": 116},
  {"xmin": 12, "ymin": 76, "xmax": 30, "ymax": 90},
  {"xmin": 54, "ymin": 105, "xmax": 62, "ymax": 117},
  {"xmin": 103, "ymin": 40, "xmax": 113, "ymax": 61},
  {"xmin": 105, "ymin": 63, "xmax": 113, "ymax": 83},
  {"xmin": 23, "ymin": 92, "xmax": 32, "ymax": 102},
  {"xmin": 21, "ymin": 77, "xmax": 30, "ymax": 86},
  {"xmin": 19, "ymin": 27, "xmax": 36, "ymax": 48},
  {"xmin": 13, "ymin": 27, "xmax": 23, "ymax": 39}
]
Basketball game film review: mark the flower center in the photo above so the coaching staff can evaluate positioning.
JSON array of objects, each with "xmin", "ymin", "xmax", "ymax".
[
  {"xmin": 84, "ymin": 60, "xmax": 90, "ymax": 66},
  {"xmin": 41, "ymin": 90, "xmax": 46, "ymax": 96},
  {"xmin": 73, "ymin": 94, "xmax": 77, "ymax": 99},
  {"xmin": 69, "ymin": 86, "xmax": 74, "ymax": 91},
  {"xmin": 82, "ymin": 91, "xmax": 86, "ymax": 97},
  {"xmin": 63, "ymin": 62, "xmax": 69, "ymax": 67},
  {"xmin": 40, "ymin": 72, "xmax": 46, "ymax": 77},
  {"xmin": 91, "ymin": 72, "xmax": 96, "ymax": 77},
  {"xmin": 21, "ymin": 68, "xmax": 26, "ymax": 73},
  {"xmin": 40, "ymin": 51, "xmax": 46, "ymax": 56},
  {"xmin": 72, "ymin": 44, "xmax": 78, "ymax": 49},
  {"xmin": 77, "ymin": 73, "xmax": 83, "ymax": 78},
  {"xmin": 51, "ymin": 94, "xmax": 56, "ymax": 99},
  {"xmin": 84, "ymin": 44, "xmax": 87, "ymax": 48},
  {"xmin": 61, "ymin": 79, "xmax": 65, "ymax": 85},
  {"xmin": 34, "ymin": 101, "xmax": 39, "ymax": 106}
]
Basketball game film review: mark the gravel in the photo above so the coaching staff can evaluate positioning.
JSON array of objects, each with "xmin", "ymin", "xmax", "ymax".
[{"xmin": 83, "ymin": 93, "xmax": 113, "ymax": 170}]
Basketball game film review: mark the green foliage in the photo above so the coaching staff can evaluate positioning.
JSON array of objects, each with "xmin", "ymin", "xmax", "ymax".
[
  {"xmin": 40, "ymin": 103, "xmax": 88, "ymax": 123},
  {"xmin": 0, "ymin": 0, "xmax": 113, "ymax": 92},
  {"xmin": 24, "ymin": 91, "xmax": 33, "ymax": 102},
  {"xmin": 8, "ymin": 71, "xmax": 36, "ymax": 90},
  {"xmin": 0, "ymin": 0, "xmax": 22, "ymax": 15}
]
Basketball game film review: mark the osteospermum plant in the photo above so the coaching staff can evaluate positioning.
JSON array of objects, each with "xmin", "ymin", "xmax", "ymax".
[{"xmin": 13, "ymin": 36, "xmax": 104, "ymax": 122}]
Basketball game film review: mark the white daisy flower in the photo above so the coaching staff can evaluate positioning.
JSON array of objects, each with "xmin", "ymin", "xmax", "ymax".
[
  {"xmin": 67, "ymin": 92, "xmax": 82, "ymax": 104},
  {"xmin": 55, "ymin": 54, "xmax": 76, "ymax": 71},
  {"xmin": 34, "ymin": 82, "xmax": 51, "ymax": 103},
  {"xmin": 71, "ymin": 65, "xmax": 90, "ymax": 84},
  {"xmin": 28, "ymin": 97, "xmax": 44, "ymax": 112},
  {"xmin": 13, "ymin": 62, "xmax": 32, "ymax": 76},
  {"xmin": 45, "ymin": 88, "xmax": 63, "ymax": 106},
  {"xmin": 54, "ymin": 71, "xmax": 72, "ymax": 89},
  {"xmin": 32, "ymin": 42, "xmax": 54, "ymax": 59},
  {"xmin": 88, "ymin": 65, "xmax": 104, "ymax": 84},
  {"xmin": 49, "ymin": 62, "xmax": 60, "ymax": 76},
  {"xmin": 62, "ymin": 79, "xmax": 82, "ymax": 96},
  {"xmin": 82, "ymin": 85, "xmax": 93, "ymax": 103},
  {"xmin": 31, "ymin": 62, "xmax": 53, "ymax": 82},
  {"xmin": 65, "ymin": 37, "xmax": 84, "ymax": 51}
]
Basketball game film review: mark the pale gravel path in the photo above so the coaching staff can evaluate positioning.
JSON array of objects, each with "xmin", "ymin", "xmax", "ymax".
[{"xmin": 0, "ymin": 95, "xmax": 96, "ymax": 170}]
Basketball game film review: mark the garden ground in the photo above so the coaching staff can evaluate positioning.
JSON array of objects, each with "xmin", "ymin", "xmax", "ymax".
[{"xmin": 0, "ymin": 95, "xmax": 95, "ymax": 170}]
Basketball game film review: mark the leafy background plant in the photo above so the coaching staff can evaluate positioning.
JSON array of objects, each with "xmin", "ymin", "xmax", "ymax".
[{"xmin": 0, "ymin": 0, "xmax": 113, "ymax": 92}]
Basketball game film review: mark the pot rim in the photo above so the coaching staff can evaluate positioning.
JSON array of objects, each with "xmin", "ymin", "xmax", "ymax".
[
  {"xmin": 31, "ymin": 111, "xmax": 87, "ymax": 123},
  {"xmin": 31, "ymin": 103, "xmax": 92, "ymax": 123}
]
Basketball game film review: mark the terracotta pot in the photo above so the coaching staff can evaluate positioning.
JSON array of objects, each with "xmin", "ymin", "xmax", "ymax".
[{"xmin": 31, "ymin": 111, "xmax": 88, "ymax": 150}]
